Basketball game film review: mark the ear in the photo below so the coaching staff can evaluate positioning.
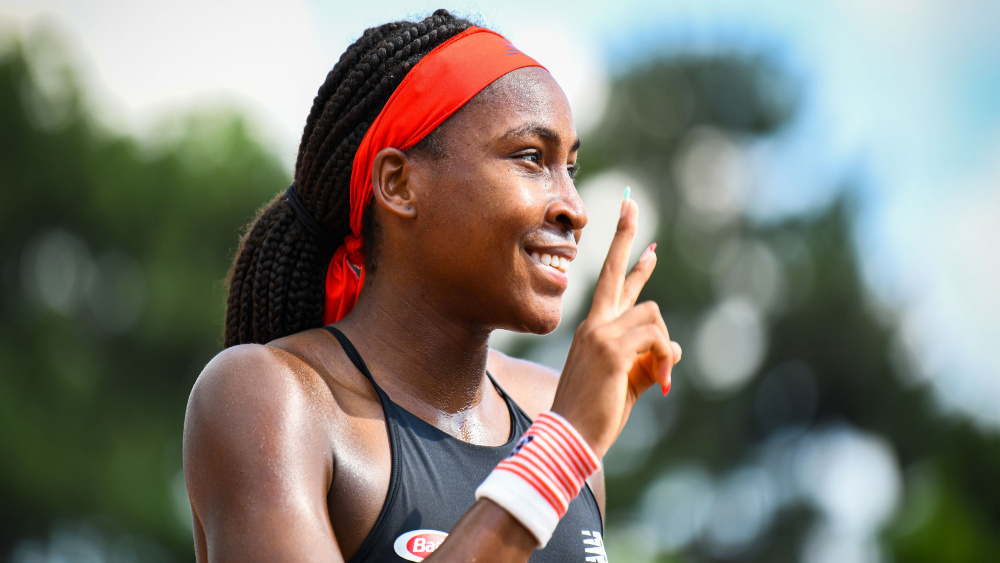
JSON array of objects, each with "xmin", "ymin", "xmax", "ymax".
[{"xmin": 370, "ymin": 147, "xmax": 418, "ymax": 219}]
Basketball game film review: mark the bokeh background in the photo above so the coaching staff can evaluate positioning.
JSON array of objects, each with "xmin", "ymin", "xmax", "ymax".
[{"xmin": 2, "ymin": 1, "xmax": 999, "ymax": 561}]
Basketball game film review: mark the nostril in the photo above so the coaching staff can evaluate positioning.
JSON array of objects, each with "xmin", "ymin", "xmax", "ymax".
[{"xmin": 556, "ymin": 212, "xmax": 575, "ymax": 229}]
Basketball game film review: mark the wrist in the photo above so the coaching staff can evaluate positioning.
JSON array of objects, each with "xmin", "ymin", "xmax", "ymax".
[
  {"xmin": 548, "ymin": 406, "xmax": 608, "ymax": 459},
  {"xmin": 474, "ymin": 411, "xmax": 601, "ymax": 547}
]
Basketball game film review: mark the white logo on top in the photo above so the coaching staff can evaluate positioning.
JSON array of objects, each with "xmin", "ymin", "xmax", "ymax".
[
  {"xmin": 393, "ymin": 529, "xmax": 448, "ymax": 562},
  {"xmin": 582, "ymin": 530, "xmax": 608, "ymax": 563}
]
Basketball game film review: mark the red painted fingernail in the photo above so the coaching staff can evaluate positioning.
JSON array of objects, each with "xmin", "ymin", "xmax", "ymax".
[{"xmin": 662, "ymin": 380, "xmax": 671, "ymax": 396}]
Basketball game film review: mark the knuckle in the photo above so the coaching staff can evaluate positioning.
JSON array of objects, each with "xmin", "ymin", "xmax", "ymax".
[
  {"xmin": 639, "ymin": 300, "xmax": 661, "ymax": 316},
  {"xmin": 591, "ymin": 329, "xmax": 616, "ymax": 356}
]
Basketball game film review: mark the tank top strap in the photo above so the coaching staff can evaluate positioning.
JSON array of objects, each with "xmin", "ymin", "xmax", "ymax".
[
  {"xmin": 324, "ymin": 326, "xmax": 393, "ymax": 402},
  {"xmin": 323, "ymin": 326, "xmax": 603, "ymax": 562},
  {"xmin": 485, "ymin": 370, "xmax": 533, "ymax": 435},
  {"xmin": 326, "ymin": 325, "xmax": 528, "ymax": 435}
]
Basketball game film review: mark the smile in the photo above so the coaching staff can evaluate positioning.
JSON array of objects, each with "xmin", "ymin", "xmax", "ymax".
[{"xmin": 529, "ymin": 252, "xmax": 570, "ymax": 273}]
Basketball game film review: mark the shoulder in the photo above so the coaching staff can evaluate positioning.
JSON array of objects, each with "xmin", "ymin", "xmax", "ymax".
[
  {"xmin": 185, "ymin": 341, "xmax": 334, "ymax": 436},
  {"xmin": 183, "ymin": 339, "xmax": 348, "ymax": 559},
  {"xmin": 486, "ymin": 348, "xmax": 560, "ymax": 419},
  {"xmin": 183, "ymin": 341, "xmax": 337, "ymax": 485}
]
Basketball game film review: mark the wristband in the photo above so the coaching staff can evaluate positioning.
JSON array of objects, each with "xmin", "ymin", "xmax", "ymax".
[{"xmin": 475, "ymin": 411, "xmax": 601, "ymax": 547}]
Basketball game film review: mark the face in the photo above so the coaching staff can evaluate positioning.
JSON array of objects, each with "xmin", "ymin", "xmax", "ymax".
[{"xmin": 391, "ymin": 67, "xmax": 587, "ymax": 334}]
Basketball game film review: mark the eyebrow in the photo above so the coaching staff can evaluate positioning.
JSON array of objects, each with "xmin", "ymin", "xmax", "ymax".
[{"xmin": 500, "ymin": 123, "xmax": 581, "ymax": 152}]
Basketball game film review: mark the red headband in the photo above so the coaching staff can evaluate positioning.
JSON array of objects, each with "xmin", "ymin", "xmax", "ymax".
[{"xmin": 322, "ymin": 27, "xmax": 545, "ymax": 324}]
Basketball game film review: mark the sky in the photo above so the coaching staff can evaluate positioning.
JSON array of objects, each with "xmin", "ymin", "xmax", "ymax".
[{"xmin": 2, "ymin": 0, "xmax": 999, "ymax": 428}]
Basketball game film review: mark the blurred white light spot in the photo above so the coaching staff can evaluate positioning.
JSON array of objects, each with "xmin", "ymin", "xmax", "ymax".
[
  {"xmin": 894, "ymin": 462, "xmax": 942, "ymax": 537},
  {"xmin": 795, "ymin": 427, "xmax": 902, "ymax": 535},
  {"xmin": 604, "ymin": 393, "xmax": 679, "ymax": 478},
  {"xmin": 11, "ymin": 521, "xmax": 171, "ymax": 563},
  {"xmin": 712, "ymin": 238, "xmax": 786, "ymax": 316},
  {"xmin": 705, "ymin": 466, "xmax": 776, "ymax": 556},
  {"xmin": 20, "ymin": 229, "xmax": 93, "ymax": 315},
  {"xmin": 603, "ymin": 520, "xmax": 659, "ymax": 563},
  {"xmin": 693, "ymin": 297, "xmax": 767, "ymax": 396},
  {"xmin": 19, "ymin": 31, "xmax": 77, "ymax": 131},
  {"xmin": 760, "ymin": 427, "xmax": 812, "ymax": 507},
  {"xmin": 640, "ymin": 466, "xmax": 714, "ymax": 552},
  {"xmin": 85, "ymin": 250, "xmax": 146, "ymax": 333},
  {"xmin": 802, "ymin": 525, "xmax": 884, "ymax": 563},
  {"xmin": 675, "ymin": 127, "xmax": 750, "ymax": 227},
  {"xmin": 577, "ymin": 170, "xmax": 659, "ymax": 275},
  {"xmin": 523, "ymin": 331, "xmax": 574, "ymax": 372}
]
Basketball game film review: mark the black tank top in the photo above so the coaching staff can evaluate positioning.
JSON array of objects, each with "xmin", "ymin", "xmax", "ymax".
[{"xmin": 325, "ymin": 327, "xmax": 607, "ymax": 563}]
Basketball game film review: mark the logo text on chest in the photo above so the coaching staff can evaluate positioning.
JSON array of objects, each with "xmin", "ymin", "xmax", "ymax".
[{"xmin": 393, "ymin": 529, "xmax": 449, "ymax": 562}]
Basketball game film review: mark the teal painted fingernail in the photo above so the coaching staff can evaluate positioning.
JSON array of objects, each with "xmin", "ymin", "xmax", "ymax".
[{"xmin": 624, "ymin": 185, "xmax": 631, "ymax": 202}]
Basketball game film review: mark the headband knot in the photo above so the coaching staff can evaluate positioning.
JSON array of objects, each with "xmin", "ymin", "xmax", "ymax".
[{"xmin": 321, "ymin": 26, "xmax": 545, "ymax": 325}]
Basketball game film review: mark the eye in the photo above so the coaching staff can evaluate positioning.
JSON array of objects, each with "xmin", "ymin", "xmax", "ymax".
[
  {"xmin": 515, "ymin": 149, "xmax": 542, "ymax": 165},
  {"xmin": 567, "ymin": 162, "xmax": 580, "ymax": 180}
]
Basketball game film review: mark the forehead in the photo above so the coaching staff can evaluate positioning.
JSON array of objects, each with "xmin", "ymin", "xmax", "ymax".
[{"xmin": 434, "ymin": 67, "xmax": 577, "ymax": 145}]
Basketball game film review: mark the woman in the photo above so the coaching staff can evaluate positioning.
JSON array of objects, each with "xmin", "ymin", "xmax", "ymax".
[{"xmin": 183, "ymin": 10, "xmax": 680, "ymax": 562}]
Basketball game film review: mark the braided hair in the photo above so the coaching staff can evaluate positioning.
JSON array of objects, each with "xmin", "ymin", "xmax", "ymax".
[{"xmin": 224, "ymin": 9, "xmax": 475, "ymax": 347}]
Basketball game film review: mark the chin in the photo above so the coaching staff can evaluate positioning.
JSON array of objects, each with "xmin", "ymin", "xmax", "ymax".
[{"xmin": 508, "ymin": 304, "xmax": 563, "ymax": 335}]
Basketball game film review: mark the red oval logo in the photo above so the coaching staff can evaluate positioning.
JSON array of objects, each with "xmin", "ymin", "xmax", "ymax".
[{"xmin": 393, "ymin": 529, "xmax": 449, "ymax": 561}]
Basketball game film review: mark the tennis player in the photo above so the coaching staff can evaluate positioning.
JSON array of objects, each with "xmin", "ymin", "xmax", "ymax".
[{"xmin": 183, "ymin": 10, "xmax": 680, "ymax": 562}]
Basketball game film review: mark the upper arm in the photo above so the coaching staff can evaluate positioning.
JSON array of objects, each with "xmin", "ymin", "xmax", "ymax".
[{"xmin": 183, "ymin": 345, "xmax": 341, "ymax": 562}]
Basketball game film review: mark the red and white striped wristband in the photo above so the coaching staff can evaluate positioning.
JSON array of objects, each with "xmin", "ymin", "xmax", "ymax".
[{"xmin": 474, "ymin": 411, "xmax": 601, "ymax": 547}]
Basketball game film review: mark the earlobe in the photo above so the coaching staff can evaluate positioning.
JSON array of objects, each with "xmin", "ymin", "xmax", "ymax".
[{"xmin": 371, "ymin": 147, "xmax": 417, "ymax": 219}]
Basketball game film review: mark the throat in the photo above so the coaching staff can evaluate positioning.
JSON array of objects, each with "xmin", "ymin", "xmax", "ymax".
[{"xmin": 335, "ymin": 293, "xmax": 510, "ymax": 445}]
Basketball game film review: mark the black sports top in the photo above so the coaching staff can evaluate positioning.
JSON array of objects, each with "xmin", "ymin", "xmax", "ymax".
[{"xmin": 325, "ymin": 327, "xmax": 607, "ymax": 563}]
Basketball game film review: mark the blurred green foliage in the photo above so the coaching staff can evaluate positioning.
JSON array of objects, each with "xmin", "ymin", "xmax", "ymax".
[
  {"xmin": 1, "ymin": 34, "xmax": 285, "ymax": 560},
  {"xmin": 573, "ymin": 54, "xmax": 1000, "ymax": 562},
  {"xmin": 2, "ymin": 28, "xmax": 999, "ymax": 563}
]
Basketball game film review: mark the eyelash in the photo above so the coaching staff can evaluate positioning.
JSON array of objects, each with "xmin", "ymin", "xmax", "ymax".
[
  {"xmin": 518, "ymin": 150, "xmax": 542, "ymax": 165},
  {"xmin": 517, "ymin": 150, "xmax": 579, "ymax": 179}
]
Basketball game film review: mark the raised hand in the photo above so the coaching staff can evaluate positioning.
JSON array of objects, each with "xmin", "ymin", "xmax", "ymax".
[{"xmin": 551, "ymin": 192, "xmax": 682, "ymax": 458}]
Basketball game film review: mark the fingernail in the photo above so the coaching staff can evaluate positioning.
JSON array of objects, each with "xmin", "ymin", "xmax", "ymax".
[
  {"xmin": 639, "ymin": 243, "xmax": 657, "ymax": 261},
  {"xmin": 620, "ymin": 186, "xmax": 630, "ymax": 218},
  {"xmin": 662, "ymin": 380, "xmax": 671, "ymax": 396}
]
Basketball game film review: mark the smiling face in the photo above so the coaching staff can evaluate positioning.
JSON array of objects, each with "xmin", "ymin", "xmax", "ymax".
[{"xmin": 374, "ymin": 66, "xmax": 587, "ymax": 335}]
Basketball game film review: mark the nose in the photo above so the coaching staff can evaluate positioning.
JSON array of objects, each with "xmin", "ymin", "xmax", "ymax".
[{"xmin": 546, "ymin": 172, "xmax": 588, "ymax": 241}]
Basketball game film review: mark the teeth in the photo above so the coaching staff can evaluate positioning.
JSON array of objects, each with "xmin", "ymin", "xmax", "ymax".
[{"xmin": 531, "ymin": 251, "xmax": 569, "ymax": 273}]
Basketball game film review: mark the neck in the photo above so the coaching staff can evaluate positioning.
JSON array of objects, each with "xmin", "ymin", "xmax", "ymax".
[{"xmin": 336, "ymin": 272, "xmax": 494, "ymax": 418}]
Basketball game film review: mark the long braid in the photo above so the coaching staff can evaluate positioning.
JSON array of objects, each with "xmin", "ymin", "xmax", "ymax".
[{"xmin": 224, "ymin": 10, "xmax": 474, "ymax": 347}]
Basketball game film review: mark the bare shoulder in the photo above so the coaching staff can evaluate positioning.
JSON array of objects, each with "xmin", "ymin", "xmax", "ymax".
[
  {"xmin": 185, "ymin": 342, "xmax": 335, "ymax": 443},
  {"xmin": 183, "ymin": 341, "xmax": 337, "ymax": 498},
  {"xmin": 183, "ymin": 340, "xmax": 341, "ymax": 560},
  {"xmin": 486, "ymin": 348, "xmax": 560, "ymax": 419}
]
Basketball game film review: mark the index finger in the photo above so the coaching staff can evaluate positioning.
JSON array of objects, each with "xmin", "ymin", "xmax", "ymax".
[{"xmin": 590, "ymin": 194, "xmax": 638, "ymax": 319}]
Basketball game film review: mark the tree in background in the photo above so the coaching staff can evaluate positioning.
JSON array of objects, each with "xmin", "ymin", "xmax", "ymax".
[
  {"xmin": 1, "ymin": 28, "xmax": 998, "ymax": 563},
  {"xmin": 0, "ymin": 33, "xmax": 286, "ymax": 561},
  {"xmin": 558, "ymin": 54, "xmax": 1000, "ymax": 562}
]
